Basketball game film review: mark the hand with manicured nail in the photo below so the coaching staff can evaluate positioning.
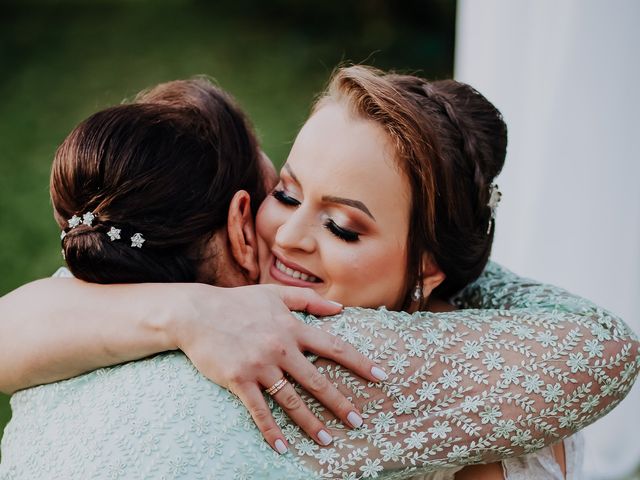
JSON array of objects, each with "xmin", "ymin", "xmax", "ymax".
[{"xmin": 173, "ymin": 283, "xmax": 386, "ymax": 454}]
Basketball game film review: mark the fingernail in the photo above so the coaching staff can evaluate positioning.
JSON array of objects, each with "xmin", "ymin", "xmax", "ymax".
[
  {"xmin": 371, "ymin": 366, "xmax": 388, "ymax": 381},
  {"xmin": 347, "ymin": 411, "xmax": 363, "ymax": 428},
  {"xmin": 317, "ymin": 429, "xmax": 333, "ymax": 445},
  {"xmin": 274, "ymin": 439, "xmax": 288, "ymax": 454},
  {"xmin": 327, "ymin": 300, "xmax": 343, "ymax": 308}
]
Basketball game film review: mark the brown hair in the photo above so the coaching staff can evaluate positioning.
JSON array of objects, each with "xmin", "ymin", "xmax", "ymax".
[
  {"xmin": 316, "ymin": 66, "xmax": 507, "ymax": 305},
  {"xmin": 52, "ymin": 79, "xmax": 265, "ymax": 284}
]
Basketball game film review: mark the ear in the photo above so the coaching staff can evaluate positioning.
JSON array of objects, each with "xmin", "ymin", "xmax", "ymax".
[
  {"xmin": 420, "ymin": 253, "xmax": 446, "ymax": 298},
  {"xmin": 227, "ymin": 190, "xmax": 260, "ymax": 282}
]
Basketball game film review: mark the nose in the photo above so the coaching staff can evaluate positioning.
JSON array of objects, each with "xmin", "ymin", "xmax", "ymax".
[{"xmin": 274, "ymin": 208, "xmax": 317, "ymax": 253}]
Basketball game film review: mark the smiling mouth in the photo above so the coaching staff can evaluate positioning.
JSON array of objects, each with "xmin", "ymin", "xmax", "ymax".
[{"xmin": 273, "ymin": 258, "xmax": 321, "ymax": 283}]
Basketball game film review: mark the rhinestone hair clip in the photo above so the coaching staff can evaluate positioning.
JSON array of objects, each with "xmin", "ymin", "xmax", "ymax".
[{"xmin": 61, "ymin": 211, "xmax": 145, "ymax": 248}]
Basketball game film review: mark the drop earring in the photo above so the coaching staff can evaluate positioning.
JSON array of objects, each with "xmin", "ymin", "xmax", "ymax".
[{"xmin": 412, "ymin": 283, "xmax": 423, "ymax": 302}]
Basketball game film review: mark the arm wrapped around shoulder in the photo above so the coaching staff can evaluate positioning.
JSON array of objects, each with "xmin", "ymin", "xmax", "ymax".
[
  {"xmin": 296, "ymin": 308, "xmax": 637, "ymax": 474},
  {"xmin": 282, "ymin": 263, "xmax": 638, "ymax": 476}
]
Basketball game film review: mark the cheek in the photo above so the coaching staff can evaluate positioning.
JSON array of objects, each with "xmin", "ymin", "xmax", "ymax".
[
  {"xmin": 326, "ymin": 238, "xmax": 408, "ymax": 308},
  {"xmin": 256, "ymin": 197, "xmax": 282, "ymax": 260},
  {"xmin": 256, "ymin": 203, "xmax": 273, "ymax": 254},
  {"xmin": 359, "ymin": 243, "xmax": 406, "ymax": 285}
]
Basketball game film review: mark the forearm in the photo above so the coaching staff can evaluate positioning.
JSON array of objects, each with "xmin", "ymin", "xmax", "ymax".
[
  {"xmin": 0, "ymin": 278, "xmax": 182, "ymax": 393},
  {"xmin": 284, "ymin": 262, "xmax": 640, "ymax": 475},
  {"xmin": 291, "ymin": 307, "xmax": 638, "ymax": 475}
]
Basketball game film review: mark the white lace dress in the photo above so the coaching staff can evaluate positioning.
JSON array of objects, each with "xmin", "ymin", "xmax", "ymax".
[
  {"xmin": 502, "ymin": 434, "xmax": 583, "ymax": 479},
  {"xmin": 0, "ymin": 263, "xmax": 637, "ymax": 479}
]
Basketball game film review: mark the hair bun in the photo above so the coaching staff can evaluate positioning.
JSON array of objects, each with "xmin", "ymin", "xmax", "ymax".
[
  {"xmin": 51, "ymin": 80, "xmax": 265, "ymax": 287},
  {"xmin": 428, "ymin": 80, "xmax": 507, "ymax": 188},
  {"xmin": 62, "ymin": 223, "xmax": 194, "ymax": 284}
]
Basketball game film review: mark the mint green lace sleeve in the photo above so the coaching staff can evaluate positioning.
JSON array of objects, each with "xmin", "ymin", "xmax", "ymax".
[
  {"xmin": 281, "ymin": 262, "xmax": 640, "ymax": 478},
  {"xmin": 1, "ymin": 263, "xmax": 637, "ymax": 479}
]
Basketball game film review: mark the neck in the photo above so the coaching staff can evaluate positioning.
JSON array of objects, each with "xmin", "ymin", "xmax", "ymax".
[{"xmin": 426, "ymin": 297, "xmax": 456, "ymax": 312}]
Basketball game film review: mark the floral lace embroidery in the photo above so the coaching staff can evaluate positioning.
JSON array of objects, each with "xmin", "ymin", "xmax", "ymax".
[{"xmin": 1, "ymin": 263, "xmax": 638, "ymax": 479}]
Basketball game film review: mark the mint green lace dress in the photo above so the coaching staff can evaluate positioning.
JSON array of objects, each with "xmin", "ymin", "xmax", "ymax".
[{"xmin": 1, "ymin": 263, "xmax": 638, "ymax": 479}]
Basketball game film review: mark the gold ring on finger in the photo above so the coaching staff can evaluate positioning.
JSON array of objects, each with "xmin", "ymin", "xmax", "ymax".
[{"xmin": 265, "ymin": 377, "xmax": 288, "ymax": 396}]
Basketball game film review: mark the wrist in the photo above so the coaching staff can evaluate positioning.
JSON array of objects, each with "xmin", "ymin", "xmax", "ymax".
[
  {"xmin": 139, "ymin": 283, "xmax": 190, "ymax": 353},
  {"xmin": 164, "ymin": 282, "xmax": 222, "ymax": 353}
]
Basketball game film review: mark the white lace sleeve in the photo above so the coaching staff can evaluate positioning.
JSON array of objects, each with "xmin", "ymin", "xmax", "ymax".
[{"xmin": 278, "ymin": 263, "xmax": 639, "ymax": 478}]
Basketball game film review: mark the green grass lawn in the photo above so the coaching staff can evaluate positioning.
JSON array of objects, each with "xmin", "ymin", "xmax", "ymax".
[{"xmin": 0, "ymin": 0, "xmax": 455, "ymax": 448}]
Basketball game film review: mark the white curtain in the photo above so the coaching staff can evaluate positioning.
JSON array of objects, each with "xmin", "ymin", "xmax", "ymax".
[{"xmin": 454, "ymin": 1, "xmax": 640, "ymax": 478}]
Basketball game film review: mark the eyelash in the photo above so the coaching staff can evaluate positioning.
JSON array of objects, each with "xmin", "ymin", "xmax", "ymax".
[
  {"xmin": 324, "ymin": 219, "xmax": 360, "ymax": 242},
  {"xmin": 271, "ymin": 189, "xmax": 300, "ymax": 206},
  {"xmin": 271, "ymin": 189, "xmax": 360, "ymax": 243}
]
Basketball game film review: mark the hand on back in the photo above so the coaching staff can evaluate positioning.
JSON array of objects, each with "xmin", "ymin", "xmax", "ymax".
[{"xmin": 171, "ymin": 283, "xmax": 386, "ymax": 454}]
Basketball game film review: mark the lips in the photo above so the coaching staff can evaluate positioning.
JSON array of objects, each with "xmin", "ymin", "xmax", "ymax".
[
  {"xmin": 269, "ymin": 254, "xmax": 322, "ymax": 286},
  {"xmin": 274, "ymin": 258, "xmax": 318, "ymax": 282}
]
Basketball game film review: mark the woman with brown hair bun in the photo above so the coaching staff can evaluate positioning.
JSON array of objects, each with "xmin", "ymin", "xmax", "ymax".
[
  {"xmin": 0, "ymin": 71, "xmax": 637, "ymax": 479},
  {"xmin": 55, "ymin": 104, "xmax": 257, "ymax": 284},
  {"xmin": 55, "ymin": 80, "xmax": 268, "ymax": 285}
]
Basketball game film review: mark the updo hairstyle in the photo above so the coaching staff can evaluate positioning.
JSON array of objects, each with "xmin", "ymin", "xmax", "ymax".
[
  {"xmin": 316, "ymin": 66, "xmax": 507, "ymax": 306},
  {"xmin": 52, "ymin": 79, "xmax": 264, "ymax": 284}
]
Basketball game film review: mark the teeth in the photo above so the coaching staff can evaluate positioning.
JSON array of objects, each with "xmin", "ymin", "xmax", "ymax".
[{"xmin": 275, "ymin": 259, "xmax": 317, "ymax": 282}]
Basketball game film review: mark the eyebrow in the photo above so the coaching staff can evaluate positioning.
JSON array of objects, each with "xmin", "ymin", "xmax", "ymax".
[
  {"xmin": 283, "ymin": 164, "xmax": 300, "ymax": 184},
  {"xmin": 322, "ymin": 195, "xmax": 376, "ymax": 221},
  {"xmin": 283, "ymin": 164, "xmax": 376, "ymax": 221}
]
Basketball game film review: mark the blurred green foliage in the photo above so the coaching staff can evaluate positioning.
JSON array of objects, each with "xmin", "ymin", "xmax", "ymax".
[{"xmin": 0, "ymin": 0, "xmax": 455, "ymax": 445}]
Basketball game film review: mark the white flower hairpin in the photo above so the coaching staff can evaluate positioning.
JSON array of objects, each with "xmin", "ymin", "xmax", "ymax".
[
  {"xmin": 68, "ymin": 215, "xmax": 82, "ymax": 228},
  {"xmin": 67, "ymin": 211, "xmax": 95, "ymax": 229},
  {"xmin": 61, "ymin": 211, "xmax": 145, "ymax": 249},
  {"xmin": 487, "ymin": 184, "xmax": 502, "ymax": 234},
  {"xmin": 107, "ymin": 227, "xmax": 121, "ymax": 241},
  {"xmin": 130, "ymin": 233, "xmax": 145, "ymax": 248},
  {"xmin": 82, "ymin": 211, "xmax": 95, "ymax": 227}
]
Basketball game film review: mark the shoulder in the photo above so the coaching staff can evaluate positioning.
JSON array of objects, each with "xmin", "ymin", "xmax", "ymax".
[
  {"xmin": 4, "ymin": 353, "xmax": 315, "ymax": 479},
  {"xmin": 11, "ymin": 352, "xmax": 214, "ymax": 415}
]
